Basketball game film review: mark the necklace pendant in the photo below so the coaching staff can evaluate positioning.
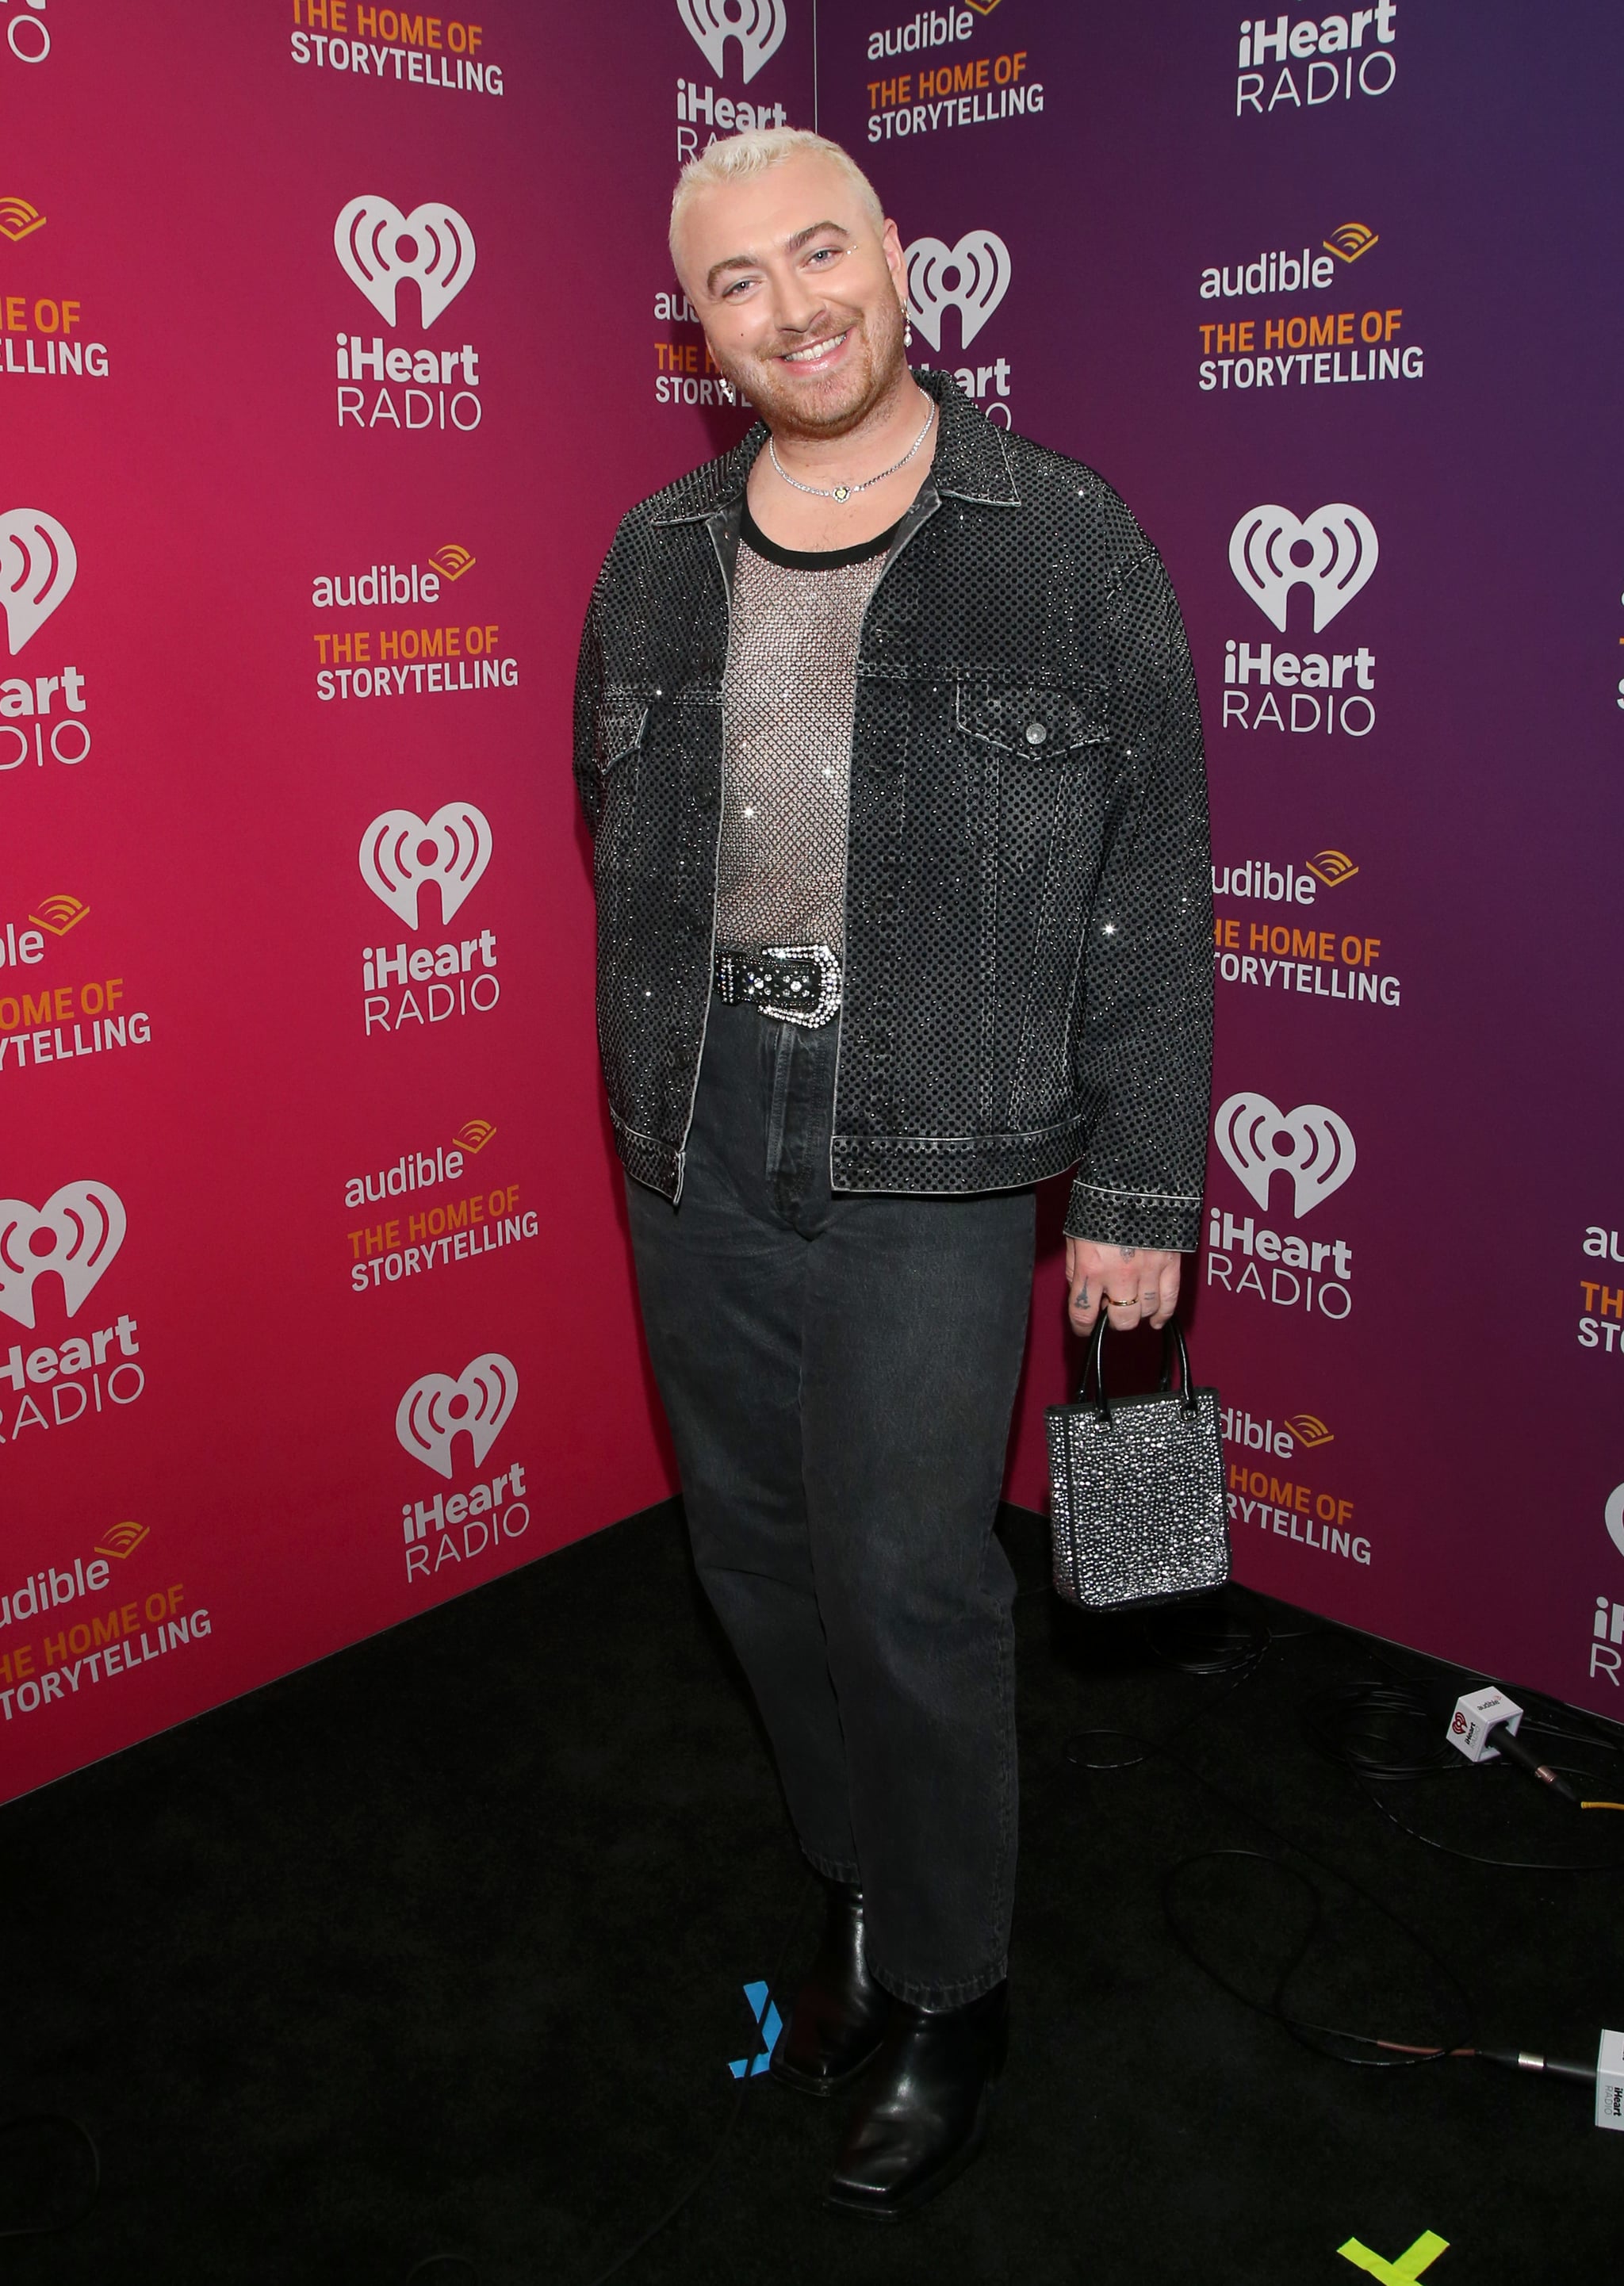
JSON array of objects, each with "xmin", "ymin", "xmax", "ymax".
[{"xmin": 832, "ymin": 484, "xmax": 850, "ymax": 501}]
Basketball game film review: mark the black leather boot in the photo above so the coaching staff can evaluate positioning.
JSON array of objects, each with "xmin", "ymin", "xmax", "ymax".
[
  {"xmin": 823, "ymin": 1979, "xmax": 1009, "ymax": 2219},
  {"xmin": 769, "ymin": 1881, "xmax": 890, "ymax": 2096}
]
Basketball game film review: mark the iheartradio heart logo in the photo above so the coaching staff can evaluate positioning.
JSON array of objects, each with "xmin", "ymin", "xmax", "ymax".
[
  {"xmin": 1214, "ymin": 1093, "xmax": 1357, "ymax": 1219},
  {"xmin": 396, "ymin": 1354, "xmax": 518, "ymax": 1479},
  {"xmin": 905, "ymin": 229, "xmax": 1012, "ymax": 351},
  {"xmin": 676, "ymin": 0, "xmax": 786, "ymax": 82},
  {"xmin": 0, "ymin": 508, "xmax": 77, "ymax": 658},
  {"xmin": 334, "ymin": 196, "xmax": 477, "ymax": 329},
  {"xmin": 0, "ymin": 1181, "xmax": 127, "ymax": 1330},
  {"xmin": 359, "ymin": 802, "xmax": 492, "ymax": 928},
  {"xmin": 1228, "ymin": 503, "xmax": 1378, "ymax": 634}
]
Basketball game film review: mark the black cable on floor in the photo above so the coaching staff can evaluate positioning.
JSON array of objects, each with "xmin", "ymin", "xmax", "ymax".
[
  {"xmin": 401, "ymin": 1874, "xmax": 818, "ymax": 2286},
  {"xmin": 1068, "ymin": 1589, "xmax": 1320, "ymax": 1772},
  {"xmin": 0, "ymin": 2113, "xmax": 100, "ymax": 2238},
  {"xmin": 1065, "ymin": 1618, "xmax": 1479, "ymax": 2070},
  {"xmin": 1304, "ymin": 1671, "xmax": 1624, "ymax": 1871}
]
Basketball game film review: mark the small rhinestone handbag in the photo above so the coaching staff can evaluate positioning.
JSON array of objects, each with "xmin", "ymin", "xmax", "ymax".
[{"xmin": 1046, "ymin": 1313, "xmax": 1229, "ymax": 1611}]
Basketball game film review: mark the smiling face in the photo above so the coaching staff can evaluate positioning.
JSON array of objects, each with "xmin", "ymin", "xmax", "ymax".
[{"xmin": 672, "ymin": 150, "xmax": 910, "ymax": 442}]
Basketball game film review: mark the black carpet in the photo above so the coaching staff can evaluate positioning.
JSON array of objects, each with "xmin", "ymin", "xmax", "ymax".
[{"xmin": 2, "ymin": 1501, "xmax": 1620, "ymax": 2284}]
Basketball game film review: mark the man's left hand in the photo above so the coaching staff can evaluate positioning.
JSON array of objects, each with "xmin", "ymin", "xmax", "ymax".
[{"xmin": 1064, "ymin": 1239, "xmax": 1182, "ymax": 1334}]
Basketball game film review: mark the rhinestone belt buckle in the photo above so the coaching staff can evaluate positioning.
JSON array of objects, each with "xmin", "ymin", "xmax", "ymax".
[{"xmin": 756, "ymin": 943, "xmax": 841, "ymax": 1028}]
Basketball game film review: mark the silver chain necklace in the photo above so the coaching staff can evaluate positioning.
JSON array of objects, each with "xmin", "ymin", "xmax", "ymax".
[{"xmin": 768, "ymin": 396, "xmax": 936, "ymax": 504}]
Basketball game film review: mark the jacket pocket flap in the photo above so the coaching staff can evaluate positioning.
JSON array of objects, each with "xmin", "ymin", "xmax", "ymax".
[
  {"xmin": 596, "ymin": 687, "xmax": 648, "ymax": 770},
  {"xmin": 956, "ymin": 680, "xmax": 1109, "ymax": 756}
]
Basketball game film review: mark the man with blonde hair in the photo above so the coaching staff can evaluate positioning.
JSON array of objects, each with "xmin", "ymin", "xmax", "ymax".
[{"xmin": 574, "ymin": 128, "xmax": 1211, "ymax": 2219}]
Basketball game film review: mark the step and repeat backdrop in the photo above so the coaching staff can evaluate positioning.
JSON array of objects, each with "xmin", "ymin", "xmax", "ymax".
[
  {"xmin": 3, "ymin": 1, "xmax": 1620, "ymax": 1802},
  {"xmin": 813, "ymin": 0, "xmax": 1624, "ymax": 1714}
]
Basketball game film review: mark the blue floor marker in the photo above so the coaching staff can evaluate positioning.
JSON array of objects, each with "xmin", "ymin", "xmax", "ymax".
[{"xmin": 728, "ymin": 1979, "xmax": 783, "ymax": 2078}]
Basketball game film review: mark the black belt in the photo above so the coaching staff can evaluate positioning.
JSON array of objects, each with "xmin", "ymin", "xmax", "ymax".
[{"xmin": 713, "ymin": 942, "xmax": 842, "ymax": 1028}]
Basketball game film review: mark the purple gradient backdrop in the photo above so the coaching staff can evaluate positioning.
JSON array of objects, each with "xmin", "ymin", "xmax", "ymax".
[{"xmin": 821, "ymin": 0, "xmax": 1624, "ymax": 1712}]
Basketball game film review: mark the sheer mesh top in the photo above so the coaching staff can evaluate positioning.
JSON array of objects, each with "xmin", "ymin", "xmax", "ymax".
[{"xmin": 714, "ymin": 504, "xmax": 898, "ymax": 959}]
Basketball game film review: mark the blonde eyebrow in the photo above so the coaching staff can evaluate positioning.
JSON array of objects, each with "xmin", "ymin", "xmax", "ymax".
[{"xmin": 705, "ymin": 221, "xmax": 852, "ymax": 295}]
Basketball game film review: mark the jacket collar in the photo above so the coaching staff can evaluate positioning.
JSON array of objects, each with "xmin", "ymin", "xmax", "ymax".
[{"xmin": 652, "ymin": 366, "xmax": 1019, "ymax": 523}]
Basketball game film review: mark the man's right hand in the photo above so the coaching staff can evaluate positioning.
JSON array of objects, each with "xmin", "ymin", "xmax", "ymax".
[{"xmin": 1064, "ymin": 1237, "xmax": 1182, "ymax": 1335}]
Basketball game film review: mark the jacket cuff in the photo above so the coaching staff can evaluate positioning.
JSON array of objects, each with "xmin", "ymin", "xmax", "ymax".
[{"xmin": 1063, "ymin": 1175, "xmax": 1202, "ymax": 1254}]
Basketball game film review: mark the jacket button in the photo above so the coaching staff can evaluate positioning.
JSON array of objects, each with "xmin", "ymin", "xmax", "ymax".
[{"xmin": 1025, "ymin": 721, "xmax": 1048, "ymax": 745}]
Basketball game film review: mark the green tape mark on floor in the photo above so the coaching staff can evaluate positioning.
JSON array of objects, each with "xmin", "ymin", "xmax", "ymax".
[{"xmin": 1337, "ymin": 2230, "xmax": 1450, "ymax": 2283}]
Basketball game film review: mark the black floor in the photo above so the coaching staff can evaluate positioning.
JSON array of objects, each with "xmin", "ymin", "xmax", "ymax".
[{"xmin": 3, "ymin": 1501, "xmax": 1621, "ymax": 2284}]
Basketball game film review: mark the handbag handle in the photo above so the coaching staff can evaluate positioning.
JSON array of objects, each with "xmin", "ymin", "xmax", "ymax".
[{"xmin": 1078, "ymin": 1311, "xmax": 1198, "ymax": 1422}]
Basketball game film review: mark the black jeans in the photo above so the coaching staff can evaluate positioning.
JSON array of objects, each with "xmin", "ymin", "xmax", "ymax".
[{"xmin": 626, "ymin": 995, "xmax": 1035, "ymax": 2008}]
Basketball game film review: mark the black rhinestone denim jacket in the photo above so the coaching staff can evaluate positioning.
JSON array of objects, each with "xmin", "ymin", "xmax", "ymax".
[{"xmin": 573, "ymin": 371, "xmax": 1213, "ymax": 1251}]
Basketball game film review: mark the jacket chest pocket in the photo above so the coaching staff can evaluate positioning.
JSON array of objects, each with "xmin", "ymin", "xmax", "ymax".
[
  {"xmin": 955, "ymin": 679, "xmax": 1111, "ymax": 759},
  {"xmin": 596, "ymin": 686, "xmax": 649, "ymax": 778}
]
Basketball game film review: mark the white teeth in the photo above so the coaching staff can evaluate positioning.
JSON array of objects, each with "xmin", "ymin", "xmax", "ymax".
[{"xmin": 783, "ymin": 331, "xmax": 848, "ymax": 364}]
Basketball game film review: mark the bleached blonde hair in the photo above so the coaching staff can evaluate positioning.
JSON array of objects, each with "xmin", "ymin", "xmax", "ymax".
[{"xmin": 668, "ymin": 128, "xmax": 886, "ymax": 262}]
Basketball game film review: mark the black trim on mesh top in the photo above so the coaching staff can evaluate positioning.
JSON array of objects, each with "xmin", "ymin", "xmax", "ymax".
[{"xmin": 739, "ymin": 499, "xmax": 902, "ymax": 572}]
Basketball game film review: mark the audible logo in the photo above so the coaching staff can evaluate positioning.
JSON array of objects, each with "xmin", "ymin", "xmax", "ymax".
[
  {"xmin": 0, "ymin": 883, "xmax": 152, "ymax": 1080},
  {"xmin": 1195, "ymin": 217, "xmax": 1419, "ymax": 396},
  {"xmin": 395, "ymin": 1353, "xmax": 529, "ymax": 1586},
  {"xmin": 310, "ymin": 542, "xmax": 513, "ymax": 703},
  {"xmin": 312, "ymin": 546, "xmax": 473, "ymax": 610},
  {"xmin": 1212, "ymin": 852, "xmax": 1358, "ymax": 906},
  {"xmin": 1325, "ymin": 222, "xmax": 1379, "ymax": 263},
  {"xmin": 358, "ymin": 803, "xmax": 500, "ymax": 1040},
  {"xmin": 0, "ymin": 210, "xmax": 109, "ymax": 380},
  {"xmin": 864, "ymin": 0, "xmax": 1039, "ymax": 145},
  {"xmin": 344, "ymin": 1120, "xmax": 536, "ymax": 1296},
  {"xmin": 1578, "ymin": 1220, "xmax": 1624, "ymax": 1355},
  {"xmin": 1198, "ymin": 226, "xmax": 1376, "ymax": 302},
  {"xmin": 0, "ymin": 196, "xmax": 45, "ymax": 243},
  {"xmin": 95, "ymin": 1518, "xmax": 148, "ymax": 1560},
  {"xmin": 0, "ymin": 894, "xmax": 85, "ymax": 970},
  {"xmin": 1212, "ymin": 852, "xmax": 1397, "ymax": 1016}
]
